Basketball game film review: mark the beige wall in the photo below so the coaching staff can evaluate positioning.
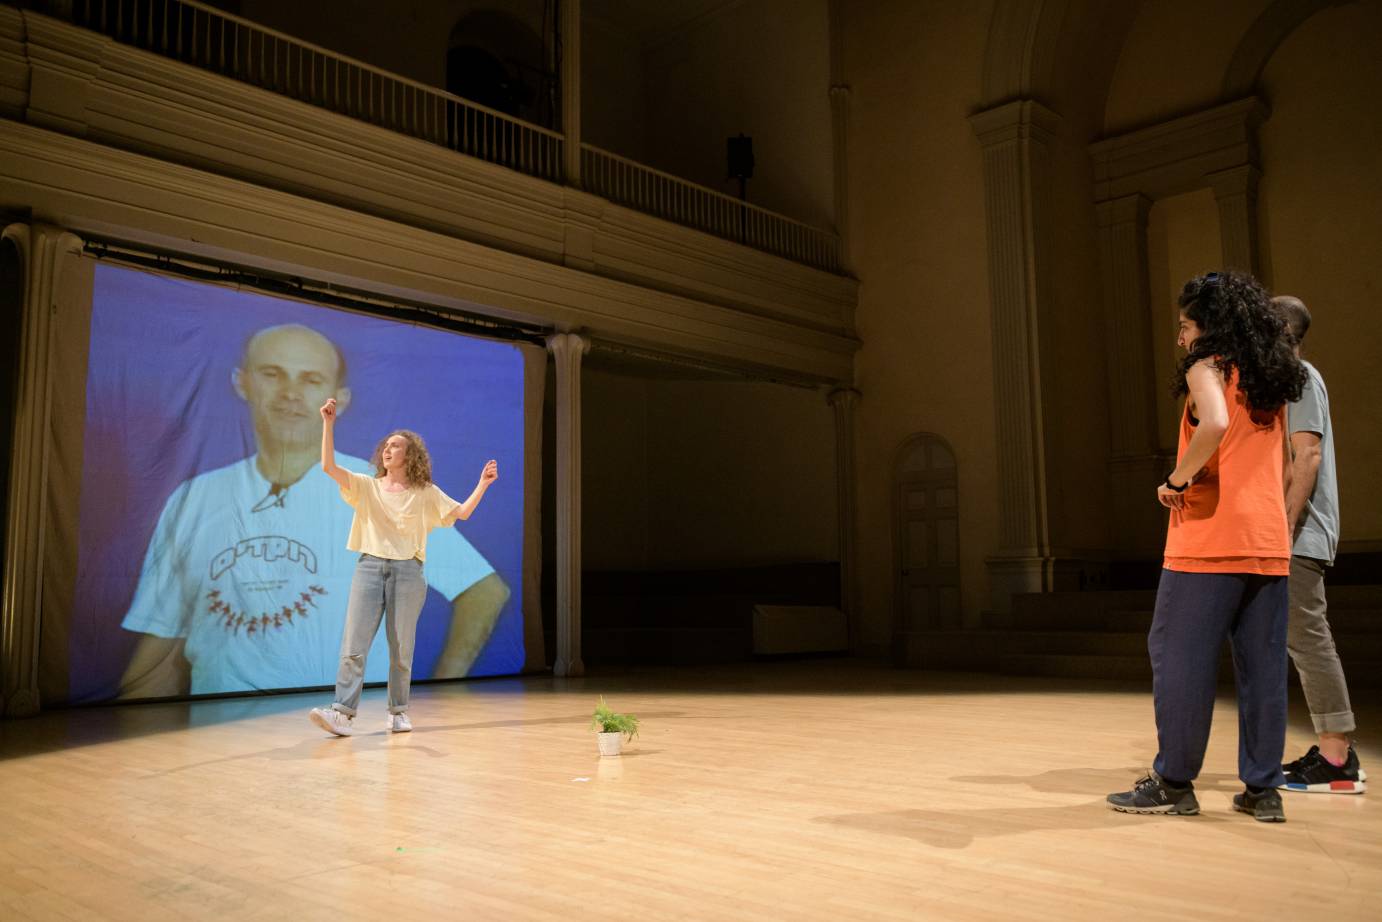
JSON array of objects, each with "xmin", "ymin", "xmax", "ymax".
[
  {"xmin": 211, "ymin": 0, "xmax": 833, "ymax": 226},
  {"xmin": 1103, "ymin": 0, "xmax": 1382, "ymax": 549},
  {"xmin": 644, "ymin": 378, "xmax": 837, "ymax": 568},
  {"xmin": 61, "ymin": 0, "xmax": 1380, "ymax": 627},
  {"xmin": 844, "ymin": 0, "xmax": 998, "ymax": 643},
  {"xmin": 1146, "ymin": 189, "xmax": 1223, "ymax": 452},
  {"xmin": 226, "ymin": 0, "xmax": 548, "ymax": 91},
  {"xmin": 640, "ymin": 0, "xmax": 835, "ymax": 228},
  {"xmin": 1258, "ymin": 0, "xmax": 1382, "ymax": 547},
  {"xmin": 196, "ymin": 0, "xmax": 1382, "ymax": 600},
  {"xmin": 581, "ymin": 15, "xmax": 646, "ymax": 160},
  {"xmin": 1104, "ymin": 0, "xmax": 1268, "ymax": 133},
  {"xmin": 582, "ymin": 367, "xmax": 838, "ymax": 571},
  {"xmin": 1032, "ymin": 17, "xmax": 1126, "ymax": 559},
  {"xmin": 840, "ymin": 0, "xmax": 1382, "ymax": 642},
  {"xmin": 582, "ymin": 368, "xmax": 652, "ymax": 569}
]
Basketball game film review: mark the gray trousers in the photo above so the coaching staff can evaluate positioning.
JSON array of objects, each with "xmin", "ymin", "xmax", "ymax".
[
  {"xmin": 331, "ymin": 554, "xmax": 428, "ymax": 716},
  {"xmin": 1287, "ymin": 555, "xmax": 1356, "ymax": 734}
]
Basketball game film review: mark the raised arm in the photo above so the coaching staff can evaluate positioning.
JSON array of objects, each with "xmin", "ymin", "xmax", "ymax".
[
  {"xmin": 319, "ymin": 398, "xmax": 351, "ymax": 490},
  {"xmin": 119, "ymin": 635, "xmax": 190, "ymax": 699},
  {"xmin": 435, "ymin": 573, "xmax": 511, "ymax": 677},
  {"xmin": 443, "ymin": 460, "xmax": 499, "ymax": 525}
]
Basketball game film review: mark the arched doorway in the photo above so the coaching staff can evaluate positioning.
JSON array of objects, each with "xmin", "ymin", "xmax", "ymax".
[
  {"xmin": 445, "ymin": 10, "xmax": 551, "ymax": 127},
  {"xmin": 894, "ymin": 433, "xmax": 961, "ymax": 643}
]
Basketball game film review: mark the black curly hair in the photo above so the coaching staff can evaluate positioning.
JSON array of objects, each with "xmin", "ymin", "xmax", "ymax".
[{"xmin": 1172, "ymin": 270, "xmax": 1305, "ymax": 412}]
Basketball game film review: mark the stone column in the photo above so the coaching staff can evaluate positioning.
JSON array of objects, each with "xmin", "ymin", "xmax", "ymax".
[
  {"xmin": 827, "ymin": 387, "xmax": 860, "ymax": 649},
  {"xmin": 1210, "ymin": 164, "xmax": 1261, "ymax": 276},
  {"xmin": 1096, "ymin": 194, "xmax": 1170, "ymax": 555},
  {"xmin": 2, "ymin": 223, "xmax": 82, "ymax": 718},
  {"xmin": 547, "ymin": 332, "xmax": 589, "ymax": 677},
  {"xmin": 560, "ymin": 0, "xmax": 582, "ymax": 189},
  {"xmin": 969, "ymin": 99, "xmax": 1060, "ymax": 610}
]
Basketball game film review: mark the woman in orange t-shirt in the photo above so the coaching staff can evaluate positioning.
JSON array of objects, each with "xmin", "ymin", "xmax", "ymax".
[{"xmin": 1108, "ymin": 271, "xmax": 1305, "ymax": 823}]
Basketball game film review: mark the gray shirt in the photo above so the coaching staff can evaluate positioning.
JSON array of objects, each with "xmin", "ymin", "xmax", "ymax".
[{"xmin": 1288, "ymin": 361, "xmax": 1340, "ymax": 563}]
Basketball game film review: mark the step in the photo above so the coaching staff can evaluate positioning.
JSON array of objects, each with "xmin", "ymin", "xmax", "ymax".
[
  {"xmin": 1010, "ymin": 590, "xmax": 1155, "ymax": 621},
  {"xmin": 984, "ymin": 609, "xmax": 1148, "ymax": 631},
  {"xmin": 988, "ymin": 605, "xmax": 1382, "ymax": 633},
  {"xmin": 972, "ymin": 625, "xmax": 1382, "ymax": 658},
  {"xmin": 1337, "ymin": 655, "xmax": 1382, "ymax": 687},
  {"xmin": 999, "ymin": 653, "xmax": 1153, "ymax": 680},
  {"xmin": 583, "ymin": 626, "xmax": 750, "ymax": 664},
  {"xmin": 1323, "ymin": 584, "xmax": 1382, "ymax": 608},
  {"xmin": 1108, "ymin": 608, "xmax": 1382, "ymax": 634},
  {"xmin": 997, "ymin": 652, "xmax": 1382, "ymax": 687},
  {"xmin": 1010, "ymin": 584, "xmax": 1382, "ymax": 621},
  {"xmin": 1009, "ymin": 631, "xmax": 1147, "ymax": 656},
  {"xmin": 907, "ymin": 630, "xmax": 1382, "ymax": 687}
]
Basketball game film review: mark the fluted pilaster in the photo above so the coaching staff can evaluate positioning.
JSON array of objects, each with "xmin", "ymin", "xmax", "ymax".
[
  {"xmin": 970, "ymin": 100, "xmax": 1061, "ymax": 609},
  {"xmin": 1210, "ymin": 165, "xmax": 1261, "ymax": 276},
  {"xmin": 2, "ymin": 223, "xmax": 82, "ymax": 717},
  {"xmin": 547, "ymin": 331, "xmax": 589, "ymax": 677}
]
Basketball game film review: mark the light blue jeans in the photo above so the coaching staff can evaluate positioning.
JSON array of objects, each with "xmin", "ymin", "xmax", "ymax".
[{"xmin": 331, "ymin": 554, "xmax": 428, "ymax": 716}]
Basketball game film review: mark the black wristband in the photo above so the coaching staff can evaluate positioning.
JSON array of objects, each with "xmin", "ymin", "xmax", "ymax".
[{"xmin": 1164, "ymin": 475, "xmax": 1189, "ymax": 492}]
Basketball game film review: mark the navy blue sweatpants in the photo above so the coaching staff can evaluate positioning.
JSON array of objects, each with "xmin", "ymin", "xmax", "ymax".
[{"xmin": 1149, "ymin": 568, "xmax": 1289, "ymax": 789}]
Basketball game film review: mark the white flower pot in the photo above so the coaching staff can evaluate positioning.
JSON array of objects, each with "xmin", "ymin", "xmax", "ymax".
[{"xmin": 597, "ymin": 731, "xmax": 623, "ymax": 757}]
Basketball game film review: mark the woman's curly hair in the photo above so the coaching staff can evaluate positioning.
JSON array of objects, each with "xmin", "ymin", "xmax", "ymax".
[
  {"xmin": 1173, "ymin": 270, "xmax": 1306, "ymax": 412},
  {"xmin": 371, "ymin": 430, "xmax": 433, "ymax": 487}
]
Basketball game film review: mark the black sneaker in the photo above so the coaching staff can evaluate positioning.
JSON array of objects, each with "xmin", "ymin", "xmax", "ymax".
[
  {"xmin": 1281, "ymin": 744, "xmax": 1367, "ymax": 794},
  {"xmin": 1233, "ymin": 787, "xmax": 1286, "ymax": 822},
  {"xmin": 1283, "ymin": 744, "xmax": 1320, "ymax": 776},
  {"xmin": 1107, "ymin": 771, "xmax": 1200, "ymax": 815}
]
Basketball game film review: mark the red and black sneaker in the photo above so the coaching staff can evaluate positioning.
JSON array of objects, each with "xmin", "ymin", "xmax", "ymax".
[{"xmin": 1280, "ymin": 744, "xmax": 1367, "ymax": 794}]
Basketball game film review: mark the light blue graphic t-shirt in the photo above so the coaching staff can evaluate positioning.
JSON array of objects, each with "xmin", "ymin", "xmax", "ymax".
[{"xmin": 123, "ymin": 453, "xmax": 494, "ymax": 694}]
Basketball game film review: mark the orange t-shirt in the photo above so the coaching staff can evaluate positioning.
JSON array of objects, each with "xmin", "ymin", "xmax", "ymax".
[{"xmin": 1163, "ymin": 368, "xmax": 1290, "ymax": 576}]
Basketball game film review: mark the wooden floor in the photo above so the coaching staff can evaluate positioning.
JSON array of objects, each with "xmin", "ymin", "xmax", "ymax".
[{"xmin": 1, "ymin": 660, "xmax": 1378, "ymax": 921}]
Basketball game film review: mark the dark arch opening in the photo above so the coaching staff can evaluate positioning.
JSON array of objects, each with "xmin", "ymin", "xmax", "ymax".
[{"xmin": 445, "ymin": 10, "xmax": 551, "ymax": 127}]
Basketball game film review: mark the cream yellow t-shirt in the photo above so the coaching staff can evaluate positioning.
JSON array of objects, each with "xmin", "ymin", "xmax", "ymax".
[{"xmin": 340, "ymin": 471, "xmax": 460, "ymax": 562}]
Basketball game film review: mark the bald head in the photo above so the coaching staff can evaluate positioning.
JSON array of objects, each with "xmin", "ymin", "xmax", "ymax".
[
  {"xmin": 241, "ymin": 324, "xmax": 347, "ymax": 386},
  {"xmin": 1272, "ymin": 296, "xmax": 1311, "ymax": 348},
  {"xmin": 234, "ymin": 324, "xmax": 352, "ymax": 450}
]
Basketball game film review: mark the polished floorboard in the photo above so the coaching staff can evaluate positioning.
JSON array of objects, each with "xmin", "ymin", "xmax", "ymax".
[{"xmin": 1, "ymin": 660, "xmax": 1377, "ymax": 921}]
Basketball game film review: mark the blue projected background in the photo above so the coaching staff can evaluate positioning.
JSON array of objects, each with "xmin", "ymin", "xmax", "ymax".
[{"xmin": 71, "ymin": 264, "xmax": 525, "ymax": 702}]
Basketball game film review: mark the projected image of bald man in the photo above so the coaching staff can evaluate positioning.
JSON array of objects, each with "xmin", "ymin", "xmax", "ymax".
[{"xmin": 119, "ymin": 323, "xmax": 509, "ymax": 698}]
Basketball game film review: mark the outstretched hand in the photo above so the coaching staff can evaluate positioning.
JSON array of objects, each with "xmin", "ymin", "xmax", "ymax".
[
  {"xmin": 479, "ymin": 460, "xmax": 499, "ymax": 486},
  {"xmin": 320, "ymin": 398, "xmax": 338, "ymax": 423}
]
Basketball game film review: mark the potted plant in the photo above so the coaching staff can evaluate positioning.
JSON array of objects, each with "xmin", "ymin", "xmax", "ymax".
[{"xmin": 591, "ymin": 697, "xmax": 639, "ymax": 756}]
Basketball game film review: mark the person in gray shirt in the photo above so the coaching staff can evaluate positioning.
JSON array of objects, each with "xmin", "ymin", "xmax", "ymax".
[{"xmin": 1273, "ymin": 296, "xmax": 1365, "ymax": 794}]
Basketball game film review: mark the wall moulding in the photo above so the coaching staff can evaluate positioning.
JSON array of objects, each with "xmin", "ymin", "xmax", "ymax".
[
  {"xmin": 1089, "ymin": 97, "xmax": 1269, "ymax": 204},
  {"xmin": 0, "ymin": 121, "xmax": 857, "ymax": 384},
  {"xmin": 0, "ymin": 10, "xmax": 856, "ymax": 361}
]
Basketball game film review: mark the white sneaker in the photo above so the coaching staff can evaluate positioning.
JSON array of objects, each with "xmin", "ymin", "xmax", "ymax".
[
  {"xmin": 385, "ymin": 713, "xmax": 413, "ymax": 733},
  {"xmin": 309, "ymin": 706, "xmax": 355, "ymax": 737}
]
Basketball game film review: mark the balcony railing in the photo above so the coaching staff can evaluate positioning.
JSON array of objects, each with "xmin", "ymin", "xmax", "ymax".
[
  {"xmin": 582, "ymin": 145, "xmax": 841, "ymax": 272},
  {"xmin": 40, "ymin": 0, "xmax": 844, "ymax": 273},
  {"xmin": 64, "ymin": 0, "xmax": 563, "ymax": 181}
]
